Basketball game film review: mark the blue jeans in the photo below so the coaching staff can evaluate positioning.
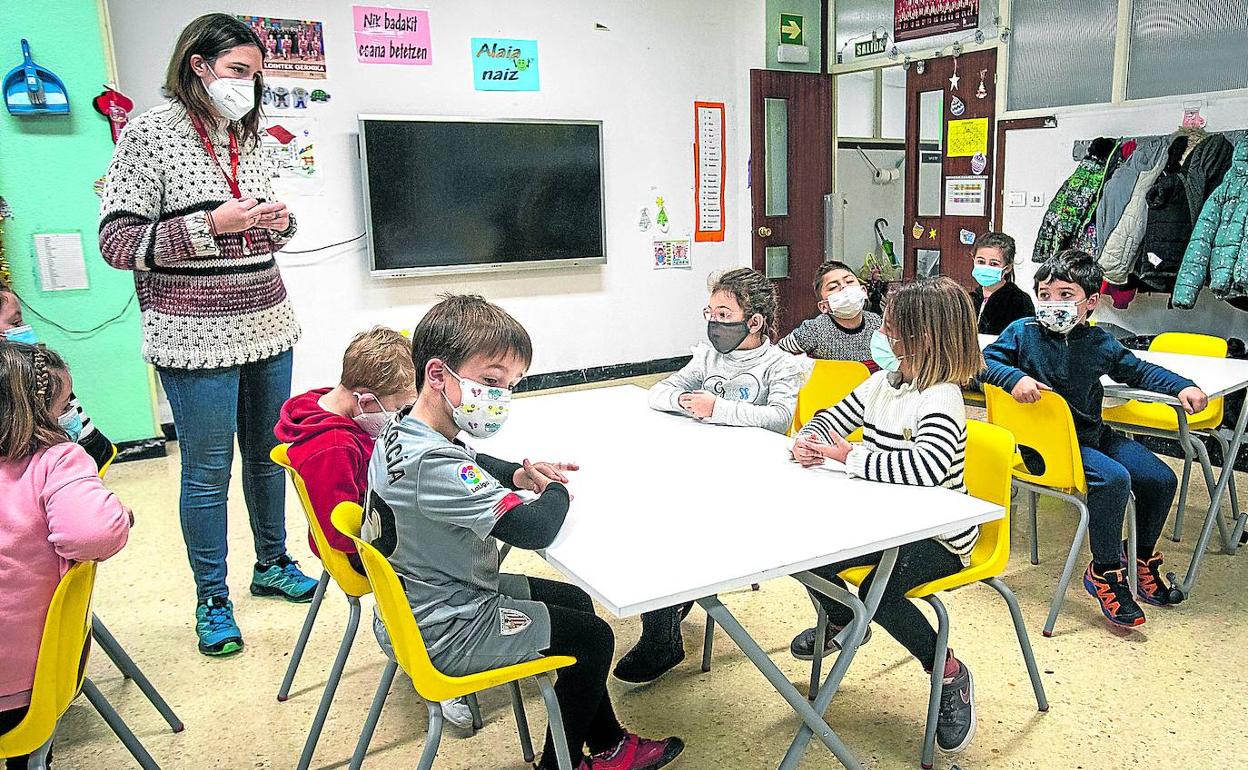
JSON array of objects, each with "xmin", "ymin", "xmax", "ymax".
[
  {"xmin": 158, "ymin": 350, "xmax": 293, "ymax": 601},
  {"xmin": 1083, "ymin": 430, "xmax": 1178, "ymax": 565}
]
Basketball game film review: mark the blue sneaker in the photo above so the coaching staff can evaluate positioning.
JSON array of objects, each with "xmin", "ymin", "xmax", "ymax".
[
  {"xmin": 250, "ymin": 554, "xmax": 319, "ymax": 602},
  {"xmin": 196, "ymin": 596, "xmax": 243, "ymax": 657}
]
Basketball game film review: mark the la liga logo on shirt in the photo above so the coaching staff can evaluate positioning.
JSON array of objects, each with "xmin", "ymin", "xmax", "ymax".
[{"xmin": 458, "ymin": 463, "xmax": 489, "ymax": 493}]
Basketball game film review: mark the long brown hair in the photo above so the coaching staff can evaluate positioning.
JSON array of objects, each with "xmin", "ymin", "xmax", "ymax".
[
  {"xmin": 0, "ymin": 342, "xmax": 70, "ymax": 461},
  {"xmin": 164, "ymin": 13, "xmax": 265, "ymax": 147},
  {"xmin": 887, "ymin": 277, "xmax": 984, "ymax": 391}
]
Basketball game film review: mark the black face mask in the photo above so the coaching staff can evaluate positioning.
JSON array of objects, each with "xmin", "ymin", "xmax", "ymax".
[{"xmin": 707, "ymin": 320, "xmax": 751, "ymax": 354}]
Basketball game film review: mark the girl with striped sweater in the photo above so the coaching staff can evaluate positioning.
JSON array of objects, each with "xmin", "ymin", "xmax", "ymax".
[{"xmin": 788, "ymin": 277, "xmax": 984, "ymax": 756}]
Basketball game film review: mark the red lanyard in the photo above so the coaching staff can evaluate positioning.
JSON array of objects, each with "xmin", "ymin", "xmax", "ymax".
[{"xmin": 190, "ymin": 114, "xmax": 243, "ymax": 199}]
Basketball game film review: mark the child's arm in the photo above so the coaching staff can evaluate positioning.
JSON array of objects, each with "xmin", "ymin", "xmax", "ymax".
[
  {"xmin": 843, "ymin": 387, "xmax": 966, "ymax": 487},
  {"xmin": 647, "ymin": 351, "xmax": 707, "ymax": 415},
  {"xmin": 981, "ymin": 322, "xmax": 1050, "ymax": 402},
  {"xmin": 1106, "ymin": 339, "xmax": 1207, "ymax": 413},
  {"xmin": 477, "ymin": 453, "xmax": 578, "ymax": 495},
  {"xmin": 299, "ymin": 444, "xmax": 368, "ymax": 554},
  {"xmin": 777, "ymin": 320, "xmax": 817, "ymax": 355},
  {"xmin": 41, "ymin": 444, "xmax": 131, "ymax": 562},
  {"xmin": 701, "ymin": 357, "xmax": 805, "ymax": 434}
]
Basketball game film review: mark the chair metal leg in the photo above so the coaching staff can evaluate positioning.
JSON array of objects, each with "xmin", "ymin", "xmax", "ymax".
[
  {"xmin": 1212, "ymin": 431, "xmax": 1243, "ymax": 549},
  {"xmin": 509, "ymin": 681, "xmax": 536, "ymax": 763},
  {"xmin": 81, "ymin": 678, "xmax": 160, "ymax": 770},
  {"xmin": 1028, "ymin": 489, "xmax": 1040, "ymax": 565},
  {"xmin": 808, "ymin": 599, "xmax": 829, "ymax": 702},
  {"xmin": 466, "ymin": 693, "xmax": 484, "ymax": 731},
  {"xmin": 537, "ymin": 673, "xmax": 575, "ymax": 770},
  {"xmin": 91, "ymin": 616, "xmax": 184, "ymax": 732},
  {"xmin": 1172, "ymin": 446, "xmax": 1194, "ymax": 542},
  {"xmin": 1043, "ymin": 496, "xmax": 1090, "ymax": 637},
  {"xmin": 417, "ymin": 700, "xmax": 445, "ymax": 770},
  {"xmin": 1126, "ymin": 497, "xmax": 1139, "ymax": 594},
  {"xmin": 700, "ymin": 614, "xmax": 715, "ymax": 673},
  {"xmin": 500, "ymin": 544, "xmax": 513, "ymax": 563},
  {"xmin": 1190, "ymin": 437, "xmax": 1234, "ymax": 552},
  {"xmin": 28, "ymin": 737, "xmax": 53, "ymax": 770},
  {"xmin": 297, "ymin": 596, "xmax": 361, "ymax": 770},
  {"xmin": 279, "ymin": 570, "xmax": 330, "ymax": 701},
  {"xmin": 985, "ymin": 578, "xmax": 1048, "ymax": 712},
  {"xmin": 919, "ymin": 596, "xmax": 950, "ymax": 770},
  {"xmin": 350, "ymin": 659, "xmax": 397, "ymax": 770}
]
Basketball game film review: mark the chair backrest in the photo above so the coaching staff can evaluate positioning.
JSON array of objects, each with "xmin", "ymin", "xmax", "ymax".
[
  {"xmin": 331, "ymin": 501, "xmax": 460, "ymax": 702},
  {"xmin": 792, "ymin": 359, "xmax": 872, "ymax": 434},
  {"xmin": 0, "ymin": 562, "xmax": 96, "ymax": 757},
  {"xmin": 960, "ymin": 420, "xmax": 1017, "ymax": 571},
  {"xmin": 270, "ymin": 444, "xmax": 371, "ymax": 597},
  {"xmin": 984, "ymin": 384, "xmax": 1087, "ymax": 495},
  {"xmin": 98, "ymin": 444, "xmax": 119, "ymax": 479},
  {"xmin": 1151, "ymin": 332, "xmax": 1225, "ymax": 421}
]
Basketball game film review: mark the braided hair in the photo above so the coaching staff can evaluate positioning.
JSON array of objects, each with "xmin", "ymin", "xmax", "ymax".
[{"xmin": 0, "ymin": 341, "xmax": 70, "ymax": 461}]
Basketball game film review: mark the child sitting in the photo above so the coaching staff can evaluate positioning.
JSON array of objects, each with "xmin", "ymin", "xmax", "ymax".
[
  {"xmin": 789, "ymin": 277, "xmax": 983, "ymax": 756},
  {"xmin": 0, "ymin": 341, "xmax": 131, "ymax": 767},
  {"xmin": 363, "ymin": 294, "xmax": 683, "ymax": 770},
  {"xmin": 982, "ymin": 249, "xmax": 1208, "ymax": 627},
  {"xmin": 778, "ymin": 260, "xmax": 883, "ymax": 370},
  {"xmin": 969, "ymin": 232, "xmax": 1034, "ymax": 335},
  {"xmin": 616, "ymin": 267, "xmax": 807, "ymax": 683}
]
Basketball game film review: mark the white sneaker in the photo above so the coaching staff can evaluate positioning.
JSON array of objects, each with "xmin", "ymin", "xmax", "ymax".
[{"xmin": 440, "ymin": 697, "xmax": 474, "ymax": 729}]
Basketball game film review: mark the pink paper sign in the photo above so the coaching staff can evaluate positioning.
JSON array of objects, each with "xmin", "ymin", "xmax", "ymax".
[{"xmin": 353, "ymin": 6, "xmax": 432, "ymax": 65}]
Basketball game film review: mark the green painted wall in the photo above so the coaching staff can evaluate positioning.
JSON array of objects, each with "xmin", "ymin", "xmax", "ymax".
[
  {"xmin": 765, "ymin": 0, "xmax": 822, "ymax": 72},
  {"xmin": 0, "ymin": 1, "xmax": 157, "ymax": 442}
]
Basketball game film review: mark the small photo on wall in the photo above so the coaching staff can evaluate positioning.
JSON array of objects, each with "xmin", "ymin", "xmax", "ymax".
[{"xmin": 238, "ymin": 15, "xmax": 327, "ymax": 79}]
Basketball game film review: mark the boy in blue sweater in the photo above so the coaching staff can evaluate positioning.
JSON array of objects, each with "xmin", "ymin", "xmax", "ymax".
[{"xmin": 983, "ymin": 250, "xmax": 1208, "ymax": 629}]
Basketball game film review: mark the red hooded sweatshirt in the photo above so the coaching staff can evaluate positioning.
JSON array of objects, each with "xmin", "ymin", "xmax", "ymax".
[{"xmin": 274, "ymin": 388, "xmax": 373, "ymax": 556}]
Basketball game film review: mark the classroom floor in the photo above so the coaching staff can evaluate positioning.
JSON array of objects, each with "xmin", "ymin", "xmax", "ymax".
[{"xmin": 58, "ymin": 378, "xmax": 1248, "ymax": 770}]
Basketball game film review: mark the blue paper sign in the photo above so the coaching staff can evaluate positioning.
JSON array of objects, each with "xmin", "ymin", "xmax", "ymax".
[{"xmin": 471, "ymin": 38, "xmax": 539, "ymax": 91}]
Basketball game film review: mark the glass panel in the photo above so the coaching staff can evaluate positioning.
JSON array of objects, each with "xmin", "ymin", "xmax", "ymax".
[
  {"xmin": 836, "ymin": 71, "xmax": 877, "ymax": 138},
  {"xmin": 1127, "ymin": 0, "xmax": 1248, "ymax": 100},
  {"xmin": 764, "ymin": 97, "xmax": 789, "ymax": 217},
  {"xmin": 1007, "ymin": 0, "xmax": 1116, "ymax": 111},
  {"xmin": 917, "ymin": 90, "xmax": 943, "ymax": 217},
  {"xmin": 835, "ymin": 0, "xmax": 999, "ymax": 62},
  {"xmin": 916, "ymin": 249, "xmax": 941, "ymax": 278},
  {"xmin": 880, "ymin": 66, "xmax": 906, "ymax": 140},
  {"xmin": 764, "ymin": 246, "xmax": 790, "ymax": 279}
]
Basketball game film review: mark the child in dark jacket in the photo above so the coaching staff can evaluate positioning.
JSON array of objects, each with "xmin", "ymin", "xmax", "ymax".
[{"xmin": 982, "ymin": 250, "xmax": 1208, "ymax": 629}]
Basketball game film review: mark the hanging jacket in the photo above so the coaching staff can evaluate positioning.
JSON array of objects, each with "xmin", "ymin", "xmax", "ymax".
[
  {"xmin": 1176, "ymin": 137, "xmax": 1248, "ymax": 307},
  {"xmin": 1094, "ymin": 138, "xmax": 1165, "ymax": 259},
  {"xmin": 1032, "ymin": 138, "xmax": 1117, "ymax": 262},
  {"xmin": 1099, "ymin": 146, "xmax": 1169, "ymax": 284},
  {"xmin": 1182, "ymin": 133, "xmax": 1233, "ymax": 224}
]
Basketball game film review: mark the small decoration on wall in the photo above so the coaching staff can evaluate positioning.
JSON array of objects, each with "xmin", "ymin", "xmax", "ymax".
[
  {"xmin": 237, "ymin": 16, "xmax": 327, "ymax": 79},
  {"xmin": 310, "ymin": 89, "xmax": 331, "ymax": 102},
  {"xmin": 291, "ymin": 87, "xmax": 310, "ymax": 108},
  {"xmin": 471, "ymin": 38, "xmax": 539, "ymax": 91},
  {"xmin": 653, "ymin": 237, "xmax": 692, "ymax": 270},
  {"xmin": 970, "ymin": 151, "xmax": 987, "ymax": 174},
  {"xmin": 655, "ymin": 196, "xmax": 670, "ymax": 233},
  {"xmin": 262, "ymin": 117, "xmax": 320, "ymax": 196},
  {"xmin": 694, "ymin": 101, "xmax": 726, "ymax": 242},
  {"xmin": 92, "ymin": 86, "xmax": 133, "ymax": 143},
  {"xmin": 950, "ymin": 95, "xmax": 966, "ymax": 117},
  {"xmin": 354, "ymin": 6, "xmax": 432, "ymax": 65},
  {"xmin": 912, "ymin": 221, "xmax": 924, "ymax": 239},
  {"xmin": 948, "ymin": 56, "xmax": 959, "ymax": 90},
  {"xmin": 928, "ymin": 227, "xmax": 938, "ymax": 240},
  {"xmin": 638, "ymin": 207, "xmax": 652, "ymax": 232},
  {"xmin": 271, "ymin": 86, "xmax": 291, "ymax": 109},
  {"xmin": 1182, "ymin": 105, "xmax": 1206, "ymax": 129},
  {"xmin": 959, "ymin": 228, "xmax": 976, "ymax": 245},
  {"xmin": 976, "ymin": 69, "xmax": 988, "ymax": 99},
  {"xmin": 93, "ymin": 176, "xmax": 106, "ymax": 197},
  {"xmin": 0, "ymin": 196, "xmax": 10, "ymax": 284}
]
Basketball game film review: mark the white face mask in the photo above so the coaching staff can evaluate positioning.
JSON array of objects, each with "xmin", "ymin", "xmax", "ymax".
[
  {"xmin": 823, "ymin": 284, "xmax": 868, "ymax": 319},
  {"xmin": 1035, "ymin": 300, "xmax": 1082, "ymax": 334},
  {"xmin": 205, "ymin": 69, "xmax": 256, "ymax": 121},
  {"xmin": 444, "ymin": 365, "xmax": 512, "ymax": 438},
  {"xmin": 352, "ymin": 393, "xmax": 392, "ymax": 438}
]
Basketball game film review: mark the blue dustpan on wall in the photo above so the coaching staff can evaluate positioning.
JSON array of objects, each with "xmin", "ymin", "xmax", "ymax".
[{"xmin": 5, "ymin": 39, "xmax": 69, "ymax": 116}]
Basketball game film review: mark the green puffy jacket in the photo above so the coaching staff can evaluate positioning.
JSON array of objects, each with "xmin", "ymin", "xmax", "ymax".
[{"xmin": 1173, "ymin": 137, "xmax": 1248, "ymax": 309}]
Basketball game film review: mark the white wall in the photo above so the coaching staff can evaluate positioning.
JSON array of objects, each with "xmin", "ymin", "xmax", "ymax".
[
  {"xmin": 108, "ymin": 0, "xmax": 765, "ymax": 389},
  {"xmin": 1002, "ymin": 93, "xmax": 1248, "ymax": 341}
]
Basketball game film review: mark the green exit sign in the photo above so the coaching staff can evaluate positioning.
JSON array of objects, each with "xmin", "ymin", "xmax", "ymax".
[
  {"xmin": 855, "ymin": 36, "xmax": 886, "ymax": 57},
  {"xmin": 779, "ymin": 13, "xmax": 803, "ymax": 45}
]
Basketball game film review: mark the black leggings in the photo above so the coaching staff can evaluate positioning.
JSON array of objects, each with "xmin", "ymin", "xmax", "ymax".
[
  {"xmin": 808, "ymin": 539, "xmax": 963, "ymax": 666},
  {"xmin": 529, "ymin": 577, "xmax": 624, "ymax": 768},
  {"xmin": 0, "ymin": 706, "xmax": 35, "ymax": 769}
]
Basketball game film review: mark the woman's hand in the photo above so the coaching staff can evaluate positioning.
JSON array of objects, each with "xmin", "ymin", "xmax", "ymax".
[
  {"xmin": 208, "ymin": 197, "xmax": 260, "ymax": 234},
  {"xmin": 254, "ymin": 201, "xmax": 290, "ymax": 232}
]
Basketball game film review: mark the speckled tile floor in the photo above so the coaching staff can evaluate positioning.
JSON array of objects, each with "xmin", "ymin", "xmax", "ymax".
[{"xmin": 54, "ymin": 379, "xmax": 1248, "ymax": 769}]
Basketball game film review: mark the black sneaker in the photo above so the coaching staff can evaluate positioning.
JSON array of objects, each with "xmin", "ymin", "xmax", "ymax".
[
  {"xmin": 936, "ymin": 661, "xmax": 976, "ymax": 753},
  {"xmin": 612, "ymin": 638, "xmax": 684, "ymax": 683},
  {"xmin": 789, "ymin": 624, "xmax": 872, "ymax": 661},
  {"xmin": 1083, "ymin": 563, "xmax": 1146, "ymax": 628}
]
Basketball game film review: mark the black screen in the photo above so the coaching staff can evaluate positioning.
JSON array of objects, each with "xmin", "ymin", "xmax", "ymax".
[{"xmin": 362, "ymin": 119, "xmax": 605, "ymax": 272}]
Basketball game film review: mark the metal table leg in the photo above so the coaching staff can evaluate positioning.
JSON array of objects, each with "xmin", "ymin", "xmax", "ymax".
[{"xmin": 1179, "ymin": 397, "xmax": 1248, "ymax": 596}]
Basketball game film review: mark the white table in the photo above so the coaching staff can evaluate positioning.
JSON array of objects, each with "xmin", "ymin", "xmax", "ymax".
[
  {"xmin": 979, "ymin": 333, "xmax": 1248, "ymax": 596},
  {"xmin": 482, "ymin": 386, "xmax": 1003, "ymax": 769}
]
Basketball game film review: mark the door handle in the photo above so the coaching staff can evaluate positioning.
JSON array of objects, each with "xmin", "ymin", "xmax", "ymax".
[{"xmin": 757, "ymin": 226, "xmax": 773, "ymax": 237}]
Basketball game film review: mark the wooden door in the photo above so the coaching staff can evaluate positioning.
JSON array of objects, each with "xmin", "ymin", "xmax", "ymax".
[{"xmin": 750, "ymin": 69, "xmax": 834, "ymax": 336}]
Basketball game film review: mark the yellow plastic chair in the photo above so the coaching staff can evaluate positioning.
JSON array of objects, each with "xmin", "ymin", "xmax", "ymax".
[
  {"xmin": 332, "ymin": 502, "xmax": 578, "ymax": 770},
  {"xmin": 1102, "ymin": 333, "xmax": 1238, "ymax": 542},
  {"xmin": 91, "ymin": 444, "xmax": 184, "ymax": 735},
  {"xmin": 791, "ymin": 359, "xmax": 871, "ymax": 438},
  {"xmin": 0, "ymin": 562, "xmax": 159, "ymax": 770},
  {"xmin": 826, "ymin": 421, "xmax": 1048, "ymax": 769},
  {"xmin": 984, "ymin": 385, "xmax": 1137, "ymax": 636}
]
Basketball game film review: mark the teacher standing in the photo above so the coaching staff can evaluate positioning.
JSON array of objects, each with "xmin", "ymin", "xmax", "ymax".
[{"xmin": 99, "ymin": 13, "xmax": 316, "ymax": 657}]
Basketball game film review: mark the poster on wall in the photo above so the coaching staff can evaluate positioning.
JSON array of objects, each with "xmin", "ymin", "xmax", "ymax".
[
  {"xmin": 946, "ymin": 117, "xmax": 988, "ymax": 157},
  {"xmin": 653, "ymin": 237, "xmax": 692, "ymax": 270},
  {"xmin": 353, "ymin": 6, "xmax": 432, "ymax": 65},
  {"xmin": 471, "ymin": 38, "xmax": 539, "ymax": 91},
  {"xmin": 262, "ymin": 118, "xmax": 321, "ymax": 197},
  {"xmin": 237, "ymin": 16, "xmax": 327, "ymax": 79},
  {"xmin": 943, "ymin": 176, "xmax": 987, "ymax": 217},
  {"xmin": 694, "ymin": 101, "xmax": 725, "ymax": 243},
  {"xmin": 893, "ymin": 0, "xmax": 979, "ymax": 43}
]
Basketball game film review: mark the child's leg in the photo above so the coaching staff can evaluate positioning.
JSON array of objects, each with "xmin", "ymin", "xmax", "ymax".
[
  {"xmin": 612, "ymin": 605, "xmax": 684, "ymax": 683},
  {"xmin": 1099, "ymin": 432, "xmax": 1179, "ymax": 558},
  {"xmin": 1080, "ymin": 444, "xmax": 1133, "ymax": 570},
  {"xmin": 852, "ymin": 540, "xmax": 963, "ymax": 666}
]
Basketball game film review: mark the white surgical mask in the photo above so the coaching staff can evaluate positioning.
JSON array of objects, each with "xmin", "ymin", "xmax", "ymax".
[
  {"xmin": 824, "ymin": 285, "xmax": 868, "ymax": 319},
  {"xmin": 1035, "ymin": 300, "xmax": 1082, "ymax": 334},
  {"xmin": 444, "ymin": 366, "xmax": 512, "ymax": 438},
  {"xmin": 352, "ymin": 393, "xmax": 392, "ymax": 438},
  {"xmin": 205, "ymin": 69, "xmax": 256, "ymax": 121}
]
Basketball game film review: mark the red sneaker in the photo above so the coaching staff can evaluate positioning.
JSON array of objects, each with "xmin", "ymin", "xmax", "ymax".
[{"xmin": 580, "ymin": 733, "xmax": 684, "ymax": 769}]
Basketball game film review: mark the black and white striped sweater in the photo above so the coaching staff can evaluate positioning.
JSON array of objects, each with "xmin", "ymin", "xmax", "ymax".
[{"xmin": 798, "ymin": 371, "xmax": 979, "ymax": 562}]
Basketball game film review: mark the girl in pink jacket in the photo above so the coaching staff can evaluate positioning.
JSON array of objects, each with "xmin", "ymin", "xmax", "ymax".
[{"xmin": 0, "ymin": 341, "xmax": 131, "ymax": 760}]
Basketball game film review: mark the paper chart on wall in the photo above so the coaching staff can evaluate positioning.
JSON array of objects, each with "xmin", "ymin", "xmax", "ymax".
[
  {"xmin": 946, "ymin": 117, "xmax": 988, "ymax": 157},
  {"xmin": 943, "ymin": 175, "xmax": 987, "ymax": 217},
  {"xmin": 34, "ymin": 233, "xmax": 89, "ymax": 292},
  {"xmin": 262, "ymin": 117, "xmax": 321, "ymax": 197},
  {"xmin": 694, "ymin": 101, "xmax": 725, "ymax": 242}
]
